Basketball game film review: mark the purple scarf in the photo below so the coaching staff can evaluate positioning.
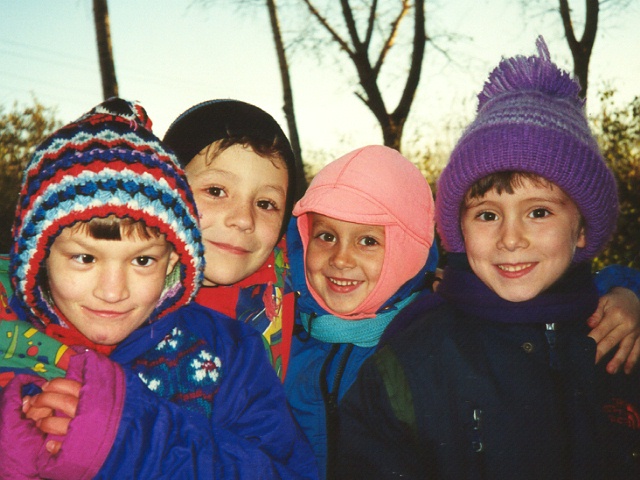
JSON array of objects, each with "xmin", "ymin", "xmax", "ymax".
[{"xmin": 437, "ymin": 253, "xmax": 599, "ymax": 325}]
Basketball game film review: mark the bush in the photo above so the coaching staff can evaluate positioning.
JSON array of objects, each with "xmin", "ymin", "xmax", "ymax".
[
  {"xmin": 592, "ymin": 91, "xmax": 640, "ymax": 270},
  {"xmin": 0, "ymin": 99, "xmax": 61, "ymax": 253}
]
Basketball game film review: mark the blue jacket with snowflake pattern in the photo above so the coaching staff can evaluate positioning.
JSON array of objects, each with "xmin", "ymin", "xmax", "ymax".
[{"xmin": 2, "ymin": 300, "xmax": 317, "ymax": 479}]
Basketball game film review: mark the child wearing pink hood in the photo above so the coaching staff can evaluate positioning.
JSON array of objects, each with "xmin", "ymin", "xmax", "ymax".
[
  {"xmin": 284, "ymin": 145, "xmax": 640, "ymax": 479},
  {"xmin": 284, "ymin": 145, "xmax": 455, "ymax": 479}
]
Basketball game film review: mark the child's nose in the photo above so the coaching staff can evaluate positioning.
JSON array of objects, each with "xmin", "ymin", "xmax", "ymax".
[
  {"xmin": 225, "ymin": 201, "xmax": 255, "ymax": 232},
  {"xmin": 497, "ymin": 219, "xmax": 529, "ymax": 251},
  {"xmin": 94, "ymin": 266, "xmax": 130, "ymax": 303},
  {"xmin": 330, "ymin": 244, "xmax": 356, "ymax": 269}
]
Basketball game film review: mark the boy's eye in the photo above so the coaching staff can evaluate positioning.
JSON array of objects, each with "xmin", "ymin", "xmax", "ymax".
[
  {"xmin": 205, "ymin": 186, "xmax": 226, "ymax": 198},
  {"xmin": 132, "ymin": 256, "xmax": 155, "ymax": 267},
  {"xmin": 317, "ymin": 232, "xmax": 336, "ymax": 243},
  {"xmin": 359, "ymin": 236, "xmax": 379, "ymax": 247},
  {"xmin": 477, "ymin": 211, "xmax": 498, "ymax": 221},
  {"xmin": 71, "ymin": 254, "xmax": 95, "ymax": 264},
  {"xmin": 529, "ymin": 208, "xmax": 551, "ymax": 219},
  {"xmin": 257, "ymin": 199, "xmax": 278, "ymax": 211}
]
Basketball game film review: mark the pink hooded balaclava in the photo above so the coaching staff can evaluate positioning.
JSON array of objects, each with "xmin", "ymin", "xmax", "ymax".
[{"xmin": 293, "ymin": 145, "xmax": 435, "ymax": 319}]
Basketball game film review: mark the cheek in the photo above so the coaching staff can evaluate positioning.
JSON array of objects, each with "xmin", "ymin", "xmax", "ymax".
[
  {"xmin": 305, "ymin": 245, "xmax": 324, "ymax": 276},
  {"xmin": 256, "ymin": 215, "xmax": 284, "ymax": 249},
  {"xmin": 135, "ymin": 273, "xmax": 166, "ymax": 307},
  {"xmin": 368, "ymin": 253, "xmax": 385, "ymax": 284},
  {"xmin": 193, "ymin": 198, "xmax": 219, "ymax": 228},
  {"xmin": 462, "ymin": 234, "xmax": 483, "ymax": 258},
  {"xmin": 48, "ymin": 276, "xmax": 82, "ymax": 306}
]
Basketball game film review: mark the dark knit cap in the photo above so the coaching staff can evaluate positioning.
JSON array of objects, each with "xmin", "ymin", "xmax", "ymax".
[
  {"xmin": 11, "ymin": 98, "xmax": 204, "ymax": 329},
  {"xmin": 436, "ymin": 37, "xmax": 618, "ymax": 263},
  {"xmin": 163, "ymin": 99, "xmax": 297, "ymax": 239}
]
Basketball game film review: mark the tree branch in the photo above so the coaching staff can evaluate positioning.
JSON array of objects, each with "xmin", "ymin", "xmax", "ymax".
[
  {"xmin": 559, "ymin": 0, "xmax": 579, "ymax": 53},
  {"xmin": 392, "ymin": 0, "xmax": 425, "ymax": 123},
  {"xmin": 301, "ymin": 0, "xmax": 354, "ymax": 57},
  {"xmin": 373, "ymin": 0, "xmax": 410, "ymax": 76}
]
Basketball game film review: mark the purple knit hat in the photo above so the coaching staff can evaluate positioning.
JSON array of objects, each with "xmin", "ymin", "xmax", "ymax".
[{"xmin": 436, "ymin": 36, "xmax": 618, "ymax": 263}]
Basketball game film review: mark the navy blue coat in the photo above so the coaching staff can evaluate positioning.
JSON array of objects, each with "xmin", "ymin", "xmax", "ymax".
[{"xmin": 338, "ymin": 267, "xmax": 640, "ymax": 480}]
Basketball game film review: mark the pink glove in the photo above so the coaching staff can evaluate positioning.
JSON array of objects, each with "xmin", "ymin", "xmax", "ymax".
[
  {"xmin": 0, "ymin": 374, "xmax": 48, "ymax": 479},
  {"xmin": 36, "ymin": 348, "xmax": 126, "ymax": 480}
]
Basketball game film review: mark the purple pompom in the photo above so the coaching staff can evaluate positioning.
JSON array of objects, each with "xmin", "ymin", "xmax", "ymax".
[{"xmin": 477, "ymin": 35, "xmax": 582, "ymax": 111}]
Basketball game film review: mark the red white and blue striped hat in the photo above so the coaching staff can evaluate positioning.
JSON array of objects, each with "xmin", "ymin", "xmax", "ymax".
[{"xmin": 10, "ymin": 98, "xmax": 204, "ymax": 328}]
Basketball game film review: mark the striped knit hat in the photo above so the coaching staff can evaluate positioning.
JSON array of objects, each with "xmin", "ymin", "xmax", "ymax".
[
  {"xmin": 10, "ymin": 97, "xmax": 204, "ymax": 329},
  {"xmin": 436, "ymin": 36, "xmax": 618, "ymax": 263}
]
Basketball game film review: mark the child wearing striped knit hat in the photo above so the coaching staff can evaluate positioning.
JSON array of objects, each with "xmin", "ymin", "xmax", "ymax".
[{"xmin": 0, "ymin": 98, "xmax": 316, "ymax": 479}]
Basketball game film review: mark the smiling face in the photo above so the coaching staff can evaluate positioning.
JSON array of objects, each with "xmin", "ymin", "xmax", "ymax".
[
  {"xmin": 46, "ymin": 226, "xmax": 179, "ymax": 345},
  {"xmin": 460, "ymin": 177, "xmax": 586, "ymax": 302},
  {"xmin": 185, "ymin": 144, "xmax": 288, "ymax": 286},
  {"xmin": 305, "ymin": 213, "xmax": 385, "ymax": 315}
]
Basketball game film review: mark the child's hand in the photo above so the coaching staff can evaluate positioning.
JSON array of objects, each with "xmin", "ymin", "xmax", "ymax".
[
  {"xmin": 587, "ymin": 287, "xmax": 640, "ymax": 374},
  {"xmin": 23, "ymin": 378, "xmax": 81, "ymax": 454}
]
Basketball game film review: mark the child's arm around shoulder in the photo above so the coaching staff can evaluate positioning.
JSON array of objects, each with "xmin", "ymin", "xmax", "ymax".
[{"xmin": 591, "ymin": 266, "xmax": 640, "ymax": 374}]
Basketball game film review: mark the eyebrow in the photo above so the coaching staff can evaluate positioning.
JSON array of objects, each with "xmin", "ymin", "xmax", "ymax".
[
  {"xmin": 62, "ymin": 235, "xmax": 170, "ymax": 253},
  {"xmin": 261, "ymin": 184, "xmax": 287, "ymax": 196},
  {"xmin": 192, "ymin": 168, "xmax": 286, "ymax": 196}
]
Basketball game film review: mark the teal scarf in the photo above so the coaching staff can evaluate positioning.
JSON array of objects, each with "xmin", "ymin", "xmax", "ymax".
[{"xmin": 300, "ymin": 292, "xmax": 420, "ymax": 348}]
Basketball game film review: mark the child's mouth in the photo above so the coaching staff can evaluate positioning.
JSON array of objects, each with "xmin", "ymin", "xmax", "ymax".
[
  {"xmin": 84, "ymin": 307, "xmax": 132, "ymax": 319},
  {"xmin": 496, "ymin": 263, "xmax": 535, "ymax": 277},
  {"xmin": 327, "ymin": 277, "xmax": 362, "ymax": 293},
  {"xmin": 328, "ymin": 277, "xmax": 359, "ymax": 287},
  {"xmin": 210, "ymin": 241, "xmax": 250, "ymax": 255}
]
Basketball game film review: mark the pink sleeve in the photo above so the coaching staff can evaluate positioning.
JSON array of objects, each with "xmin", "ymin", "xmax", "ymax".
[{"xmin": 36, "ymin": 349, "xmax": 126, "ymax": 480}]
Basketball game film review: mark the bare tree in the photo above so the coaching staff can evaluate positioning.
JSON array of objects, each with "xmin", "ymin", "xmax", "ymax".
[
  {"xmin": 559, "ymin": 0, "xmax": 598, "ymax": 99},
  {"xmin": 523, "ymin": 0, "xmax": 635, "ymax": 100},
  {"xmin": 297, "ymin": 0, "xmax": 426, "ymax": 152},
  {"xmin": 93, "ymin": 0, "xmax": 119, "ymax": 99},
  {"xmin": 266, "ymin": 0, "xmax": 307, "ymax": 197}
]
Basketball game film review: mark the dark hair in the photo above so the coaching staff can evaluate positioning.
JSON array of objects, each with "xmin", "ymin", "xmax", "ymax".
[
  {"xmin": 201, "ymin": 135, "xmax": 288, "ymax": 170},
  {"xmin": 465, "ymin": 171, "xmax": 551, "ymax": 201},
  {"xmin": 69, "ymin": 215, "xmax": 162, "ymax": 241}
]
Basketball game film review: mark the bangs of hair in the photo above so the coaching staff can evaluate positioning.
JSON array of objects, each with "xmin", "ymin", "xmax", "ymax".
[
  {"xmin": 465, "ymin": 171, "xmax": 552, "ymax": 200},
  {"xmin": 204, "ymin": 136, "xmax": 287, "ymax": 168},
  {"xmin": 70, "ymin": 215, "xmax": 162, "ymax": 240}
]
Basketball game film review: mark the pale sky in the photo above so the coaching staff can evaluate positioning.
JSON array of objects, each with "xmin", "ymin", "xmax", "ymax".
[{"xmin": 1, "ymin": 0, "xmax": 639, "ymax": 162}]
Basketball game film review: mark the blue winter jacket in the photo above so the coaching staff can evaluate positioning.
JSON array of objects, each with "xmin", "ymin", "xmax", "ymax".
[
  {"xmin": 4, "ymin": 299, "xmax": 318, "ymax": 479},
  {"xmin": 283, "ymin": 219, "xmax": 439, "ymax": 479}
]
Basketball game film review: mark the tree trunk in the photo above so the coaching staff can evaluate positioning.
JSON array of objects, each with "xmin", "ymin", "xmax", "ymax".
[
  {"xmin": 559, "ymin": 0, "xmax": 599, "ymax": 99},
  {"xmin": 266, "ymin": 0, "xmax": 307, "ymax": 198},
  {"xmin": 93, "ymin": 0, "xmax": 119, "ymax": 99}
]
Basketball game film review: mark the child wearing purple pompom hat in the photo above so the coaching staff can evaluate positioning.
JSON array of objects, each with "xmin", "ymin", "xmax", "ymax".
[{"xmin": 337, "ymin": 37, "xmax": 640, "ymax": 479}]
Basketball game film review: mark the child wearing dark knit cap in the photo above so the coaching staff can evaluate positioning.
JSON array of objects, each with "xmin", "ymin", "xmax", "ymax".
[
  {"xmin": 0, "ymin": 98, "xmax": 316, "ymax": 479},
  {"xmin": 338, "ymin": 37, "xmax": 640, "ymax": 479},
  {"xmin": 163, "ymin": 100, "xmax": 299, "ymax": 379}
]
